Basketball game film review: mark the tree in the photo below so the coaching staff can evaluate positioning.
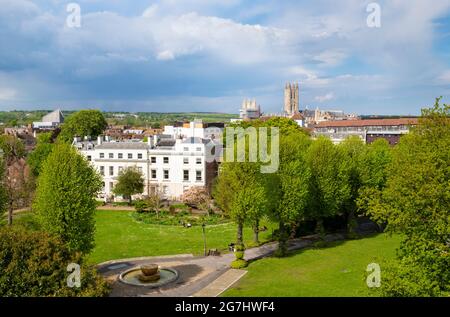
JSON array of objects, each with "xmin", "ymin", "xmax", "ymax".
[
  {"xmin": 0, "ymin": 135, "xmax": 32, "ymax": 226},
  {"xmin": 58, "ymin": 110, "xmax": 108, "ymax": 143},
  {"xmin": 112, "ymin": 167, "xmax": 145, "ymax": 205},
  {"xmin": 0, "ymin": 227, "xmax": 109, "ymax": 297},
  {"xmin": 147, "ymin": 186, "xmax": 164, "ymax": 218},
  {"xmin": 27, "ymin": 132, "xmax": 55, "ymax": 176},
  {"xmin": 366, "ymin": 98, "xmax": 450, "ymax": 296},
  {"xmin": 33, "ymin": 143, "xmax": 102, "ymax": 254},
  {"xmin": 306, "ymin": 136, "xmax": 351, "ymax": 235},
  {"xmin": 338, "ymin": 136, "xmax": 366, "ymax": 234},
  {"xmin": 181, "ymin": 187, "xmax": 212, "ymax": 214},
  {"xmin": 271, "ymin": 133, "xmax": 311, "ymax": 256}
]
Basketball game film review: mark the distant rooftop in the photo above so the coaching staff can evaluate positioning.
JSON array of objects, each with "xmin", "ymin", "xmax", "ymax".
[
  {"xmin": 316, "ymin": 118, "xmax": 419, "ymax": 128},
  {"xmin": 42, "ymin": 109, "xmax": 64, "ymax": 123},
  {"xmin": 95, "ymin": 142, "xmax": 149, "ymax": 150}
]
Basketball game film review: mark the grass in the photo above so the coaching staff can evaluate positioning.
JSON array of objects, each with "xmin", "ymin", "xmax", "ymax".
[
  {"xmin": 89, "ymin": 210, "xmax": 276, "ymax": 264},
  {"xmin": 222, "ymin": 233, "xmax": 401, "ymax": 297}
]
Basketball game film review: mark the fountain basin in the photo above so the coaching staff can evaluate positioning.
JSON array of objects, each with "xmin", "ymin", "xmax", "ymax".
[{"xmin": 119, "ymin": 266, "xmax": 178, "ymax": 288}]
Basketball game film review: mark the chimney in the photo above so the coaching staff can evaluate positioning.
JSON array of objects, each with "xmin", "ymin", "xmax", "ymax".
[{"xmin": 97, "ymin": 135, "xmax": 103, "ymax": 145}]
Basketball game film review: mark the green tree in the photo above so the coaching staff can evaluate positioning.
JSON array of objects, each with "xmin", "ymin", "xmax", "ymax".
[
  {"xmin": 271, "ymin": 132, "xmax": 311, "ymax": 256},
  {"xmin": 58, "ymin": 110, "xmax": 108, "ymax": 143},
  {"xmin": 366, "ymin": 98, "xmax": 450, "ymax": 296},
  {"xmin": 112, "ymin": 167, "xmax": 145, "ymax": 205},
  {"xmin": 338, "ymin": 136, "xmax": 366, "ymax": 234},
  {"xmin": 0, "ymin": 227, "xmax": 109, "ymax": 297},
  {"xmin": 33, "ymin": 143, "xmax": 102, "ymax": 254},
  {"xmin": 306, "ymin": 136, "xmax": 351, "ymax": 235},
  {"xmin": 27, "ymin": 132, "xmax": 55, "ymax": 176},
  {"xmin": 0, "ymin": 135, "xmax": 26, "ymax": 160}
]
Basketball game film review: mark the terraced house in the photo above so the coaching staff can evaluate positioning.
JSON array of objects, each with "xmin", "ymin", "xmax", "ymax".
[{"xmin": 73, "ymin": 122, "xmax": 221, "ymax": 201}]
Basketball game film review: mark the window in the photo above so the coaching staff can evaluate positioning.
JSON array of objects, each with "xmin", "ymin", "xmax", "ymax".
[
  {"xmin": 183, "ymin": 170, "xmax": 189, "ymax": 181},
  {"xmin": 151, "ymin": 169, "xmax": 157, "ymax": 179},
  {"xmin": 151, "ymin": 157, "xmax": 156, "ymax": 163},
  {"xmin": 196, "ymin": 170, "xmax": 202, "ymax": 181},
  {"xmin": 183, "ymin": 157, "xmax": 189, "ymax": 164},
  {"xmin": 118, "ymin": 167, "xmax": 123, "ymax": 173},
  {"xmin": 87, "ymin": 156, "xmax": 92, "ymax": 161},
  {"xmin": 163, "ymin": 157, "xmax": 169, "ymax": 164},
  {"xmin": 109, "ymin": 182, "xmax": 114, "ymax": 191},
  {"xmin": 109, "ymin": 166, "xmax": 114, "ymax": 176},
  {"xmin": 100, "ymin": 166, "xmax": 105, "ymax": 176},
  {"xmin": 196, "ymin": 158, "xmax": 202, "ymax": 165},
  {"xmin": 183, "ymin": 147, "xmax": 189, "ymax": 151},
  {"xmin": 163, "ymin": 170, "xmax": 169, "ymax": 180},
  {"xmin": 109, "ymin": 153, "xmax": 114, "ymax": 159},
  {"xmin": 100, "ymin": 153, "xmax": 105, "ymax": 159},
  {"xmin": 118, "ymin": 153, "xmax": 123, "ymax": 159},
  {"xmin": 128, "ymin": 153, "xmax": 133, "ymax": 159},
  {"xmin": 138, "ymin": 153, "xmax": 143, "ymax": 159},
  {"xmin": 196, "ymin": 147, "xmax": 202, "ymax": 152}
]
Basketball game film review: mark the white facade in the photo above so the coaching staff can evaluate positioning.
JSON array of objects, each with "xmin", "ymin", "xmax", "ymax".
[{"xmin": 75, "ymin": 130, "xmax": 218, "ymax": 201}]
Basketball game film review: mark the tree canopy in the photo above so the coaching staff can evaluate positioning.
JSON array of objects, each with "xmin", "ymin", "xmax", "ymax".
[
  {"xmin": 33, "ymin": 143, "xmax": 102, "ymax": 254},
  {"xmin": 112, "ymin": 167, "xmax": 145, "ymax": 204},
  {"xmin": 58, "ymin": 110, "xmax": 108, "ymax": 143}
]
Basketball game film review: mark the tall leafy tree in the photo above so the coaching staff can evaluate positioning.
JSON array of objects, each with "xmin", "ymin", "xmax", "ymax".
[
  {"xmin": 366, "ymin": 98, "xmax": 449, "ymax": 296},
  {"xmin": 27, "ymin": 132, "xmax": 55, "ymax": 176},
  {"xmin": 306, "ymin": 136, "xmax": 350, "ymax": 234},
  {"xmin": 58, "ymin": 110, "xmax": 107, "ymax": 143},
  {"xmin": 338, "ymin": 136, "xmax": 366, "ymax": 234},
  {"xmin": 112, "ymin": 167, "xmax": 145, "ymax": 205},
  {"xmin": 33, "ymin": 143, "xmax": 102, "ymax": 254},
  {"xmin": 271, "ymin": 132, "xmax": 311, "ymax": 256}
]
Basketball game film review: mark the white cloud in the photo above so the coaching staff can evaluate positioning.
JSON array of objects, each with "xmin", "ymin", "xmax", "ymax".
[{"xmin": 315, "ymin": 92, "xmax": 335, "ymax": 102}]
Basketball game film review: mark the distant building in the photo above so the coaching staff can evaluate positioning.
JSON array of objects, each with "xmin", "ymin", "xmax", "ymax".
[
  {"xmin": 32, "ymin": 109, "xmax": 64, "ymax": 131},
  {"xmin": 284, "ymin": 83, "xmax": 299, "ymax": 115},
  {"xmin": 239, "ymin": 99, "xmax": 261, "ymax": 120},
  {"xmin": 313, "ymin": 118, "xmax": 418, "ymax": 145}
]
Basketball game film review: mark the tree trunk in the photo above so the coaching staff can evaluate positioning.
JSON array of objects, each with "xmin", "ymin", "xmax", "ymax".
[
  {"xmin": 8, "ymin": 204, "xmax": 13, "ymax": 226},
  {"xmin": 253, "ymin": 218, "xmax": 259, "ymax": 245},
  {"xmin": 237, "ymin": 221, "xmax": 244, "ymax": 246},
  {"xmin": 129, "ymin": 196, "xmax": 133, "ymax": 206},
  {"xmin": 277, "ymin": 221, "xmax": 288, "ymax": 257},
  {"xmin": 347, "ymin": 210, "xmax": 356, "ymax": 234},
  {"xmin": 316, "ymin": 218, "xmax": 325, "ymax": 237}
]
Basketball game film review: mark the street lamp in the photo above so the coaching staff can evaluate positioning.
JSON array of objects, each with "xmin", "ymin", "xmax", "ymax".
[{"xmin": 202, "ymin": 223, "xmax": 207, "ymax": 256}]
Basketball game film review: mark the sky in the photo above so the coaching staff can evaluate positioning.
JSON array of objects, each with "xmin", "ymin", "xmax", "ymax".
[{"xmin": 0, "ymin": 0, "xmax": 449, "ymax": 115}]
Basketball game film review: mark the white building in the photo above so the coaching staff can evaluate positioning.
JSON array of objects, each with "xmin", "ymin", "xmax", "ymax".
[
  {"xmin": 74, "ymin": 122, "xmax": 221, "ymax": 202},
  {"xmin": 33, "ymin": 109, "xmax": 64, "ymax": 130}
]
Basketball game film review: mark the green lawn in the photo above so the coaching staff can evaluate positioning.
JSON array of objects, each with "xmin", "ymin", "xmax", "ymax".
[
  {"xmin": 222, "ymin": 233, "xmax": 401, "ymax": 297},
  {"xmin": 89, "ymin": 210, "xmax": 276, "ymax": 264}
]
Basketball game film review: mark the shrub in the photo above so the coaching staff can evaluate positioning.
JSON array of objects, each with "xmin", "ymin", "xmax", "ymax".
[
  {"xmin": 234, "ymin": 251, "xmax": 244, "ymax": 260},
  {"xmin": 0, "ymin": 227, "xmax": 109, "ymax": 297},
  {"xmin": 134, "ymin": 200, "xmax": 149, "ymax": 213},
  {"xmin": 231, "ymin": 259, "xmax": 248, "ymax": 269}
]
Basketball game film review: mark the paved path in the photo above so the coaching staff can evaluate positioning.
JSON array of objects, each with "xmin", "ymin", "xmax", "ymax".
[
  {"xmin": 193, "ymin": 269, "xmax": 247, "ymax": 297},
  {"xmin": 98, "ymin": 233, "xmax": 347, "ymax": 297}
]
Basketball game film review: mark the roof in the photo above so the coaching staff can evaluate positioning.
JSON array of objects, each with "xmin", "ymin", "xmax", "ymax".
[
  {"xmin": 182, "ymin": 137, "xmax": 209, "ymax": 144},
  {"xmin": 315, "ymin": 118, "xmax": 418, "ymax": 128},
  {"xmin": 42, "ymin": 109, "xmax": 64, "ymax": 123},
  {"xmin": 95, "ymin": 142, "xmax": 149, "ymax": 150}
]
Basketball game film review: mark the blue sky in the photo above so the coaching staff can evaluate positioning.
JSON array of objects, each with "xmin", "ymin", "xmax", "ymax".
[{"xmin": 0, "ymin": 0, "xmax": 449, "ymax": 115}]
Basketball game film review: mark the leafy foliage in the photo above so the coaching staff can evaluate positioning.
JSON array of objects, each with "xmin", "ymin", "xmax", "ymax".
[
  {"xmin": 33, "ymin": 143, "xmax": 102, "ymax": 254},
  {"xmin": 0, "ymin": 227, "xmax": 109, "ymax": 297},
  {"xmin": 365, "ymin": 98, "xmax": 450, "ymax": 296},
  {"xmin": 58, "ymin": 110, "xmax": 107, "ymax": 143},
  {"xmin": 27, "ymin": 132, "xmax": 55, "ymax": 176},
  {"xmin": 112, "ymin": 167, "xmax": 144, "ymax": 204}
]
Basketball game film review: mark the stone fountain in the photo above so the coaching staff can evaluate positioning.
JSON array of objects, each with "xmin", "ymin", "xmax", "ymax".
[{"xmin": 119, "ymin": 264, "xmax": 178, "ymax": 288}]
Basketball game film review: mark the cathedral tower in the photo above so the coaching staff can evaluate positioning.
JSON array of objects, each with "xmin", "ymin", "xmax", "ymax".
[{"xmin": 284, "ymin": 82, "xmax": 299, "ymax": 115}]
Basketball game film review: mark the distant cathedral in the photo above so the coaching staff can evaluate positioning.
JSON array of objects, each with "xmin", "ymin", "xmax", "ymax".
[{"xmin": 284, "ymin": 82, "xmax": 299, "ymax": 115}]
